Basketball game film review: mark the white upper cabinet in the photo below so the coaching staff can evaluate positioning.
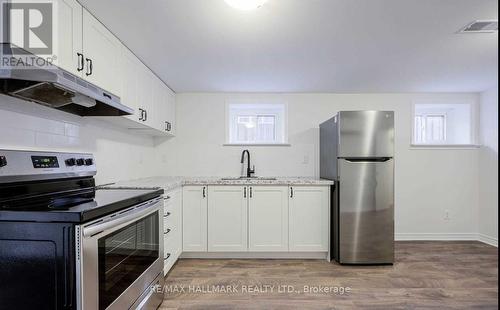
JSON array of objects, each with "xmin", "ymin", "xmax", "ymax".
[
  {"xmin": 208, "ymin": 186, "xmax": 248, "ymax": 252},
  {"xmin": 182, "ymin": 186, "xmax": 208, "ymax": 252},
  {"xmin": 3, "ymin": 0, "xmax": 175, "ymax": 136},
  {"xmin": 155, "ymin": 84, "xmax": 175, "ymax": 135},
  {"xmin": 53, "ymin": 0, "xmax": 83, "ymax": 75},
  {"xmin": 248, "ymin": 186, "xmax": 289, "ymax": 252},
  {"xmin": 166, "ymin": 88, "xmax": 176, "ymax": 135},
  {"xmin": 82, "ymin": 10, "xmax": 122, "ymax": 97},
  {"xmin": 136, "ymin": 69, "xmax": 156, "ymax": 128},
  {"xmin": 289, "ymin": 186, "xmax": 329, "ymax": 252},
  {"xmin": 120, "ymin": 46, "xmax": 142, "ymax": 124}
]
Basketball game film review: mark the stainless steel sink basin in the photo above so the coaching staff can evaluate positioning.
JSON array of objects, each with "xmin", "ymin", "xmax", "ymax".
[{"xmin": 221, "ymin": 176, "xmax": 277, "ymax": 181}]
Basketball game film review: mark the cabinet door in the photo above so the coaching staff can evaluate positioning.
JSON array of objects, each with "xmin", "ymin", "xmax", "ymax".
[
  {"xmin": 153, "ymin": 83, "xmax": 175, "ymax": 134},
  {"xmin": 120, "ymin": 46, "xmax": 143, "ymax": 125},
  {"xmin": 82, "ymin": 10, "xmax": 122, "ymax": 96},
  {"xmin": 166, "ymin": 87, "xmax": 176, "ymax": 135},
  {"xmin": 248, "ymin": 186, "xmax": 289, "ymax": 252},
  {"xmin": 137, "ymin": 64, "xmax": 155, "ymax": 127},
  {"xmin": 54, "ymin": 0, "xmax": 83, "ymax": 75},
  {"xmin": 151, "ymin": 76, "xmax": 166, "ymax": 131},
  {"xmin": 182, "ymin": 186, "xmax": 208, "ymax": 252},
  {"xmin": 289, "ymin": 186, "xmax": 329, "ymax": 252},
  {"xmin": 208, "ymin": 186, "xmax": 248, "ymax": 252}
]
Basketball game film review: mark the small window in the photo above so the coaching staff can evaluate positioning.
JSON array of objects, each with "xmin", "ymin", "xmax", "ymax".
[
  {"xmin": 412, "ymin": 102, "xmax": 476, "ymax": 146},
  {"xmin": 227, "ymin": 103, "xmax": 287, "ymax": 145}
]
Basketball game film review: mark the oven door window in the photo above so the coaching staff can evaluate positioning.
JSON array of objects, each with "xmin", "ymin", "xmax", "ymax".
[{"xmin": 98, "ymin": 212, "xmax": 159, "ymax": 310}]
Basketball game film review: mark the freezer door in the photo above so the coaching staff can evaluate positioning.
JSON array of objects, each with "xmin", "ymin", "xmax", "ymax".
[
  {"xmin": 338, "ymin": 111, "xmax": 394, "ymax": 158},
  {"xmin": 338, "ymin": 158, "xmax": 394, "ymax": 264}
]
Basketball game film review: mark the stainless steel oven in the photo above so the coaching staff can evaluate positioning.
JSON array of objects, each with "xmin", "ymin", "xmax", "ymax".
[{"xmin": 76, "ymin": 197, "xmax": 164, "ymax": 310}]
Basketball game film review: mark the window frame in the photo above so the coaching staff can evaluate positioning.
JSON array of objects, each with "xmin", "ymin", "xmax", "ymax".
[
  {"xmin": 411, "ymin": 100, "xmax": 479, "ymax": 149},
  {"xmin": 414, "ymin": 113, "xmax": 448, "ymax": 144},
  {"xmin": 225, "ymin": 101, "xmax": 289, "ymax": 146}
]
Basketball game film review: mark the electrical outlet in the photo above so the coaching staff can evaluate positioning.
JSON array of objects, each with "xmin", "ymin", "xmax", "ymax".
[{"xmin": 444, "ymin": 210, "xmax": 451, "ymax": 221}]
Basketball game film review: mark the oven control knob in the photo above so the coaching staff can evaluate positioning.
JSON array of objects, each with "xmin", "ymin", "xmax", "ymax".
[
  {"xmin": 84, "ymin": 158, "xmax": 94, "ymax": 166},
  {"xmin": 65, "ymin": 158, "xmax": 76, "ymax": 166},
  {"xmin": 0, "ymin": 156, "xmax": 7, "ymax": 168},
  {"xmin": 76, "ymin": 158, "xmax": 85, "ymax": 166}
]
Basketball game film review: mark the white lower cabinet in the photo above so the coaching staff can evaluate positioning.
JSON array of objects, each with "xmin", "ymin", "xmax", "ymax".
[
  {"xmin": 248, "ymin": 186, "xmax": 289, "ymax": 252},
  {"xmin": 163, "ymin": 188, "xmax": 182, "ymax": 274},
  {"xmin": 182, "ymin": 186, "xmax": 208, "ymax": 252},
  {"xmin": 289, "ymin": 186, "xmax": 330, "ymax": 252},
  {"xmin": 208, "ymin": 186, "xmax": 248, "ymax": 252},
  {"xmin": 181, "ymin": 185, "xmax": 330, "ymax": 255}
]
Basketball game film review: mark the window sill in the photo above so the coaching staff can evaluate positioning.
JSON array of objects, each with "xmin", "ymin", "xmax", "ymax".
[
  {"xmin": 223, "ymin": 143, "xmax": 291, "ymax": 147},
  {"xmin": 410, "ymin": 144, "xmax": 481, "ymax": 150}
]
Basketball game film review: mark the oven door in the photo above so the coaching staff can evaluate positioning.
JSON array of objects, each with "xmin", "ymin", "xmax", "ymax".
[{"xmin": 76, "ymin": 197, "xmax": 164, "ymax": 310}]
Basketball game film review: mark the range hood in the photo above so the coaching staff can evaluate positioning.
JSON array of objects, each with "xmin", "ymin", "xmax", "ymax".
[{"xmin": 0, "ymin": 44, "xmax": 133, "ymax": 116}]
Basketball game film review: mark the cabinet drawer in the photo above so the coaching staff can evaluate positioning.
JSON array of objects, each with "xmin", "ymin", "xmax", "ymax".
[
  {"xmin": 164, "ymin": 230, "xmax": 175, "ymax": 253},
  {"xmin": 163, "ymin": 196, "xmax": 173, "ymax": 208},
  {"xmin": 163, "ymin": 211, "xmax": 174, "ymax": 229},
  {"xmin": 164, "ymin": 229, "xmax": 178, "ymax": 253}
]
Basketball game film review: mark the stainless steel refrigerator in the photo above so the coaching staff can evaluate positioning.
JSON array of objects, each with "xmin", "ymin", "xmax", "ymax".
[{"xmin": 320, "ymin": 111, "xmax": 395, "ymax": 264}]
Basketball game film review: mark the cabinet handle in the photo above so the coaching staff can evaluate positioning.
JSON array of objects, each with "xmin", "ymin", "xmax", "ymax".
[
  {"xmin": 77, "ymin": 53, "xmax": 84, "ymax": 71},
  {"xmin": 165, "ymin": 121, "xmax": 171, "ymax": 132},
  {"xmin": 243, "ymin": 187, "xmax": 247, "ymax": 198},
  {"xmin": 164, "ymin": 228, "xmax": 171, "ymax": 235},
  {"xmin": 164, "ymin": 196, "xmax": 171, "ymax": 200},
  {"xmin": 140, "ymin": 109, "xmax": 147, "ymax": 122},
  {"xmin": 138, "ymin": 108, "xmax": 144, "ymax": 121},
  {"xmin": 85, "ymin": 58, "xmax": 93, "ymax": 76},
  {"xmin": 164, "ymin": 212, "xmax": 171, "ymax": 218},
  {"xmin": 164, "ymin": 253, "xmax": 171, "ymax": 260},
  {"xmin": 249, "ymin": 187, "xmax": 253, "ymax": 198},
  {"xmin": 202, "ymin": 187, "xmax": 206, "ymax": 198},
  {"xmin": 103, "ymin": 93, "xmax": 112, "ymax": 100},
  {"xmin": 290, "ymin": 187, "xmax": 293, "ymax": 198}
]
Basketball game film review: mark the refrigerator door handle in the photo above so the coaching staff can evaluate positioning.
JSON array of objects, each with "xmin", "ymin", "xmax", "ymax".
[{"xmin": 343, "ymin": 157, "xmax": 392, "ymax": 163}]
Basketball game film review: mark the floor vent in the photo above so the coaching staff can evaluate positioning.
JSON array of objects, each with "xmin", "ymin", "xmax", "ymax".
[{"xmin": 459, "ymin": 20, "xmax": 498, "ymax": 33}]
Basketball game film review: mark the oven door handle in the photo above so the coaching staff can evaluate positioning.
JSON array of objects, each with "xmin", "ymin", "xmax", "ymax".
[{"xmin": 82, "ymin": 198, "xmax": 161, "ymax": 238}]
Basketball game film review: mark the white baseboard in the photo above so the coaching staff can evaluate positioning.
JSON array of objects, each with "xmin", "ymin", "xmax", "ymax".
[
  {"xmin": 396, "ymin": 233, "xmax": 478, "ymax": 241},
  {"xmin": 181, "ymin": 252, "xmax": 328, "ymax": 259},
  {"xmin": 396, "ymin": 233, "xmax": 498, "ymax": 247},
  {"xmin": 477, "ymin": 234, "xmax": 498, "ymax": 247}
]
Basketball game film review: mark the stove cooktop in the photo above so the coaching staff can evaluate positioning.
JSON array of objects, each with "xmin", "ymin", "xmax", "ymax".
[{"xmin": 0, "ymin": 187, "xmax": 164, "ymax": 223}]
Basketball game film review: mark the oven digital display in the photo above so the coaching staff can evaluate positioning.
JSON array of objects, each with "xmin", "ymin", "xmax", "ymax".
[{"xmin": 31, "ymin": 156, "xmax": 59, "ymax": 168}]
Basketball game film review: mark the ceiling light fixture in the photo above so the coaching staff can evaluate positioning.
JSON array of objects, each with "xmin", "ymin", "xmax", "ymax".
[{"xmin": 224, "ymin": 0, "xmax": 269, "ymax": 11}]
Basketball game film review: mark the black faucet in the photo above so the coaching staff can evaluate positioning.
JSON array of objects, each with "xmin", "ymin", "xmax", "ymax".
[{"xmin": 240, "ymin": 150, "xmax": 255, "ymax": 178}]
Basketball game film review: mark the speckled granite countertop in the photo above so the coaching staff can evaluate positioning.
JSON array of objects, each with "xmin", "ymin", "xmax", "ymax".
[{"xmin": 106, "ymin": 176, "xmax": 334, "ymax": 192}]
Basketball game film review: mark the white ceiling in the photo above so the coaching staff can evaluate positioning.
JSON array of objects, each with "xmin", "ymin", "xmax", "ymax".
[{"xmin": 79, "ymin": 0, "xmax": 498, "ymax": 93}]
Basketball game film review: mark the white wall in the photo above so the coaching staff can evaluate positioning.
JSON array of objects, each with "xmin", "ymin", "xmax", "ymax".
[
  {"xmin": 0, "ymin": 95, "xmax": 159, "ymax": 185},
  {"xmin": 0, "ymin": 91, "xmax": 489, "ymax": 241},
  {"xmin": 156, "ymin": 92, "xmax": 480, "ymax": 238},
  {"xmin": 479, "ymin": 86, "xmax": 498, "ymax": 246}
]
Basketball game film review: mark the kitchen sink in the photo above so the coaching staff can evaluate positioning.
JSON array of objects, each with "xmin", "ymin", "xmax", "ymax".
[{"xmin": 221, "ymin": 176, "xmax": 277, "ymax": 181}]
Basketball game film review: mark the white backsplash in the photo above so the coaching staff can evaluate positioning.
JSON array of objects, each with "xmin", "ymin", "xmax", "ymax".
[{"xmin": 0, "ymin": 94, "xmax": 159, "ymax": 185}]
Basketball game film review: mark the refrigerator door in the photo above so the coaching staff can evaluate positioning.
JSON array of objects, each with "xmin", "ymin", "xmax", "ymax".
[
  {"xmin": 338, "ymin": 158, "xmax": 394, "ymax": 264},
  {"xmin": 338, "ymin": 111, "xmax": 394, "ymax": 158}
]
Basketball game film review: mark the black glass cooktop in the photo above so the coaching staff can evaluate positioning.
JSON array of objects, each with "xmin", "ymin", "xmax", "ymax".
[{"xmin": 0, "ymin": 188, "xmax": 164, "ymax": 223}]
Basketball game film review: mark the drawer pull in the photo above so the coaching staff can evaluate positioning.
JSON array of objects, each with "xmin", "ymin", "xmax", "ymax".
[
  {"xmin": 164, "ymin": 228, "xmax": 171, "ymax": 235},
  {"xmin": 164, "ymin": 253, "xmax": 171, "ymax": 260},
  {"xmin": 164, "ymin": 212, "xmax": 171, "ymax": 218}
]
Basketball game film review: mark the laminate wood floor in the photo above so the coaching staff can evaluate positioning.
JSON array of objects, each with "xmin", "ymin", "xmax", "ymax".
[{"xmin": 160, "ymin": 241, "xmax": 498, "ymax": 310}]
